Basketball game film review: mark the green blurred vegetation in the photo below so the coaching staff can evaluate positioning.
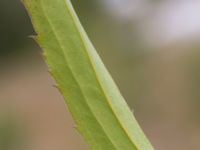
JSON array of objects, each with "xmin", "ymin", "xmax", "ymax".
[
  {"xmin": 0, "ymin": 0, "xmax": 35, "ymax": 58},
  {"xmin": 0, "ymin": 111, "xmax": 24, "ymax": 150}
]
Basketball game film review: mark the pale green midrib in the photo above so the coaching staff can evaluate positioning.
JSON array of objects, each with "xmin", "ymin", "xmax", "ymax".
[
  {"xmin": 64, "ymin": 0, "xmax": 141, "ymax": 149},
  {"xmin": 39, "ymin": 1, "xmax": 120, "ymax": 150}
]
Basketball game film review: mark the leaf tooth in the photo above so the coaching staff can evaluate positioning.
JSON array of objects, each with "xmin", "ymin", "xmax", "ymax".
[
  {"xmin": 28, "ymin": 35, "xmax": 37, "ymax": 39},
  {"xmin": 52, "ymin": 84, "xmax": 58, "ymax": 88}
]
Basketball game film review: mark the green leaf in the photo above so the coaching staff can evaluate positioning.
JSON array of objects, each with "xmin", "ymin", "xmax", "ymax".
[{"xmin": 23, "ymin": 0, "xmax": 154, "ymax": 149}]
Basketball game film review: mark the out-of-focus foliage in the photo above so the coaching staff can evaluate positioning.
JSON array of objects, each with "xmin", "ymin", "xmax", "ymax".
[
  {"xmin": 0, "ymin": 0, "xmax": 34, "ymax": 58},
  {"xmin": 0, "ymin": 114, "xmax": 23, "ymax": 150}
]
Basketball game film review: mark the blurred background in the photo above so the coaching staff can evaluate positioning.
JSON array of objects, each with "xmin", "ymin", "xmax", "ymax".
[{"xmin": 1, "ymin": 0, "xmax": 200, "ymax": 149}]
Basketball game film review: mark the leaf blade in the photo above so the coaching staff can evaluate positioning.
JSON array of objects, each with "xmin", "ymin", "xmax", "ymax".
[{"xmin": 23, "ymin": 0, "xmax": 154, "ymax": 150}]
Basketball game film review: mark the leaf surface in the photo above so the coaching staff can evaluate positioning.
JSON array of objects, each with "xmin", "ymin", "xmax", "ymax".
[{"xmin": 23, "ymin": 0, "xmax": 154, "ymax": 150}]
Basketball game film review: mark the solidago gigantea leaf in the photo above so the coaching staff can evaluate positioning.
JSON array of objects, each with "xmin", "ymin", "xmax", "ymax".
[{"xmin": 23, "ymin": 0, "xmax": 154, "ymax": 149}]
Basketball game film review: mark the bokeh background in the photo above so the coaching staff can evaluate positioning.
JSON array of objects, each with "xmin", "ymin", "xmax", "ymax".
[{"xmin": 1, "ymin": 0, "xmax": 200, "ymax": 149}]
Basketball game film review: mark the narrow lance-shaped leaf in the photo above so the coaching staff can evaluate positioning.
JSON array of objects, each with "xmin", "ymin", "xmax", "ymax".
[{"xmin": 23, "ymin": 0, "xmax": 154, "ymax": 150}]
